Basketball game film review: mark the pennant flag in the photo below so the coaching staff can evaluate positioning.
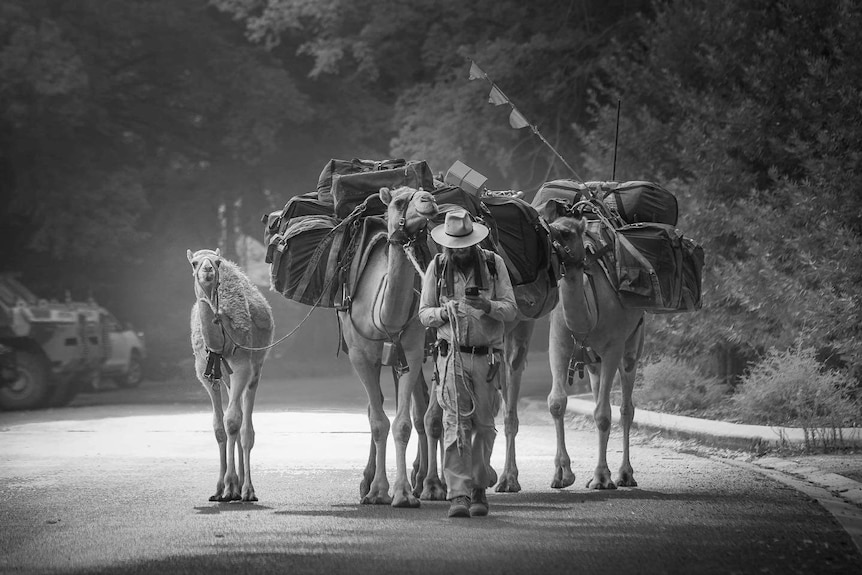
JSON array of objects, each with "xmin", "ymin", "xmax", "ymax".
[
  {"xmin": 468, "ymin": 61, "xmax": 485, "ymax": 81},
  {"xmin": 509, "ymin": 108, "xmax": 530, "ymax": 129},
  {"xmin": 488, "ymin": 86, "xmax": 507, "ymax": 106}
]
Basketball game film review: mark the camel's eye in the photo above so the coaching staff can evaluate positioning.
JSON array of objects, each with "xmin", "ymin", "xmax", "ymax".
[
  {"xmin": 215, "ymin": 260, "xmax": 221, "ymax": 268},
  {"xmin": 192, "ymin": 261, "xmax": 200, "ymax": 269}
]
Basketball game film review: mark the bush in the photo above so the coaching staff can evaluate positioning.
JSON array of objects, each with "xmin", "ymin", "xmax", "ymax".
[
  {"xmin": 637, "ymin": 356, "xmax": 730, "ymax": 413},
  {"xmin": 732, "ymin": 343, "xmax": 861, "ymax": 449}
]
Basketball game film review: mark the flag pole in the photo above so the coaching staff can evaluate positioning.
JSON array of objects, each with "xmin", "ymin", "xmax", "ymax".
[{"xmin": 469, "ymin": 60, "xmax": 583, "ymax": 183}]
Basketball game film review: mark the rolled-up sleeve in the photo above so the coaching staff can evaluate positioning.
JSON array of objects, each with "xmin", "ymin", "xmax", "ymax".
[
  {"xmin": 487, "ymin": 253, "xmax": 517, "ymax": 323},
  {"xmin": 419, "ymin": 258, "xmax": 446, "ymax": 328}
]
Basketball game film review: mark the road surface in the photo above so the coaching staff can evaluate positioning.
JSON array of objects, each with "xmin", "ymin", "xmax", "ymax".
[{"xmin": 1, "ymin": 373, "xmax": 861, "ymax": 574}]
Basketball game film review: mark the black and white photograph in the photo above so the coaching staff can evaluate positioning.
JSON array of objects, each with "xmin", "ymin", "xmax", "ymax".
[{"xmin": 1, "ymin": 1, "xmax": 861, "ymax": 573}]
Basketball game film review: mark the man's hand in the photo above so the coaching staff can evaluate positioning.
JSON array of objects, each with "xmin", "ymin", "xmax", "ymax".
[
  {"xmin": 465, "ymin": 293, "xmax": 492, "ymax": 314},
  {"xmin": 441, "ymin": 301, "xmax": 458, "ymax": 321}
]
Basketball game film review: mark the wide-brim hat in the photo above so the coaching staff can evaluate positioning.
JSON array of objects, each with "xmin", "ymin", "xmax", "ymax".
[{"xmin": 431, "ymin": 209, "xmax": 489, "ymax": 249}]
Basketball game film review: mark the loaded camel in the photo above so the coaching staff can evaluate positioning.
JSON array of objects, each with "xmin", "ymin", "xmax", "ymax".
[
  {"xmin": 340, "ymin": 186, "xmax": 439, "ymax": 507},
  {"xmin": 541, "ymin": 203, "xmax": 645, "ymax": 489},
  {"xmin": 188, "ymin": 248, "xmax": 275, "ymax": 501}
]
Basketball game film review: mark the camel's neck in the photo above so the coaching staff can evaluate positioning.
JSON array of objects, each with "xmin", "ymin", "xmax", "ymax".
[
  {"xmin": 195, "ymin": 285, "xmax": 226, "ymax": 352},
  {"xmin": 559, "ymin": 266, "xmax": 594, "ymax": 340},
  {"xmin": 378, "ymin": 241, "xmax": 417, "ymax": 328}
]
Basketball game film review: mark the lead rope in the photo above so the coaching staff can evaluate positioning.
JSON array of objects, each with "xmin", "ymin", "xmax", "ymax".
[{"xmin": 439, "ymin": 299, "xmax": 478, "ymax": 454}]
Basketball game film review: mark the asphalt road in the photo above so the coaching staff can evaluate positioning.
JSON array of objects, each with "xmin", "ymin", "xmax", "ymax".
[{"xmin": 1, "ymin": 368, "xmax": 861, "ymax": 574}]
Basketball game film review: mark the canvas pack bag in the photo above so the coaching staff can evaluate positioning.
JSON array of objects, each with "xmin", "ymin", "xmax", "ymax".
[
  {"xmin": 481, "ymin": 195, "xmax": 559, "ymax": 319},
  {"xmin": 613, "ymin": 222, "xmax": 703, "ymax": 313},
  {"xmin": 331, "ymin": 160, "xmax": 434, "ymax": 219},
  {"xmin": 268, "ymin": 215, "xmax": 350, "ymax": 307},
  {"xmin": 263, "ymin": 191, "xmax": 335, "ymax": 263},
  {"xmin": 590, "ymin": 180, "xmax": 678, "ymax": 226},
  {"xmin": 316, "ymin": 158, "xmax": 406, "ymax": 204}
]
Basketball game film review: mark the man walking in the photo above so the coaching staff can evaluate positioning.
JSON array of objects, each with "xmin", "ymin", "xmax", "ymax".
[{"xmin": 419, "ymin": 210, "xmax": 517, "ymax": 518}]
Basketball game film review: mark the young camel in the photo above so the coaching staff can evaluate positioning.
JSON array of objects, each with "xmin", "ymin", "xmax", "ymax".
[
  {"xmin": 541, "ymin": 205, "xmax": 645, "ymax": 489},
  {"xmin": 340, "ymin": 186, "xmax": 438, "ymax": 507},
  {"xmin": 188, "ymin": 248, "xmax": 274, "ymax": 502}
]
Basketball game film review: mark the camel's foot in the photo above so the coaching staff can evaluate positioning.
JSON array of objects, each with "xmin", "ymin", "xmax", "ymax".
[
  {"xmin": 217, "ymin": 489, "xmax": 242, "ymax": 502},
  {"xmin": 420, "ymin": 476, "xmax": 447, "ymax": 501},
  {"xmin": 586, "ymin": 467, "xmax": 617, "ymax": 490},
  {"xmin": 495, "ymin": 468, "xmax": 521, "ymax": 493},
  {"xmin": 208, "ymin": 482, "xmax": 225, "ymax": 502},
  {"xmin": 391, "ymin": 486, "xmax": 420, "ymax": 508},
  {"xmin": 616, "ymin": 466, "xmax": 638, "ymax": 488},
  {"xmin": 551, "ymin": 465, "xmax": 576, "ymax": 489},
  {"xmin": 360, "ymin": 480, "xmax": 392, "ymax": 505},
  {"xmin": 241, "ymin": 485, "xmax": 258, "ymax": 502}
]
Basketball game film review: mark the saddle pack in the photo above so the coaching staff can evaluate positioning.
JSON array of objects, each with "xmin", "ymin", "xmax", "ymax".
[
  {"xmin": 319, "ymin": 157, "xmax": 434, "ymax": 219},
  {"xmin": 533, "ymin": 179, "xmax": 703, "ymax": 314}
]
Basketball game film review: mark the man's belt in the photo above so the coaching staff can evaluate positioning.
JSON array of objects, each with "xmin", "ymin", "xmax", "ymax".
[{"xmin": 439, "ymin": 340, "xmax": 489, "ymax": 356}]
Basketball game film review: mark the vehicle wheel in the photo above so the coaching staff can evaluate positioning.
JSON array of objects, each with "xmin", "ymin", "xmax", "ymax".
[
  {"xmin": 0, "ymin": 351, "xmax": 49, "ymax": 411},
  {"xmin": 116, "ymin": 353, "xmax": 143, "ymax": 388}
]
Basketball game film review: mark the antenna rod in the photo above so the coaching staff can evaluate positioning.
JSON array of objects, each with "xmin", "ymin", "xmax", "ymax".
[{"xmin": 612, "ymin": 99, "xmax": 621, "ymax": 181}]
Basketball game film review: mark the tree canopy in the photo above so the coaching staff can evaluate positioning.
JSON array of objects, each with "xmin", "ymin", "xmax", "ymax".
[{"xmin": 2, "ymin": 0, "xmax": 858, "ymax": 377}]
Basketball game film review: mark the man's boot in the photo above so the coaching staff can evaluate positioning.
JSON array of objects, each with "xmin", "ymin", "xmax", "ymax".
[
  {"xmin": 470, "ymin": 488, "xmax": 489, "ymax": 517},
  {"xmin": 447, "ymin": 495, "xmax": 471, "ymax": 518}
]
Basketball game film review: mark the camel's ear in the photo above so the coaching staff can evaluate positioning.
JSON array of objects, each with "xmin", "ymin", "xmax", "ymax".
[
  {"xmin": 187, "ymin": 249, "xmax": 194, "ymax": 264},
  {"xmin": 379, "ymin": 187, "xmax": 393, "ymax": 205},
  {"xmin": 539, "ymin": 201, "xmax": 564, "ymax": 223},
  {"xmin": 215, "ymin": 248, "xmax": 221, "ymax": 257}
]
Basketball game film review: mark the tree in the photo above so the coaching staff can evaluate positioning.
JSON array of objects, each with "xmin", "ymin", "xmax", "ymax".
[
  {"xmin": 212, "ymin": 0, "xmax": 654, "ymax": 189},
  {"xmin": 576, "ymin": 0, "xmax": 862, "ymax": 378}
]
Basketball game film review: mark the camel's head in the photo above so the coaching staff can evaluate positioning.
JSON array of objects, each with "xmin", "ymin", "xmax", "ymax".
[
  {"xmin": 548, "ymin": 212, "xmax": 587, "ymax": 271},
  {"xmin": 187, "ymin": 248, "xmax": 222, "ymax": 291},
  {"xmin": 379, "ymin": 185, "xmax": 439, "ymax": 244}
]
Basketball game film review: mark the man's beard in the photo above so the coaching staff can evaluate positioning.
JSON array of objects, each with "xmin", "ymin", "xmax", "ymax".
[{"xmin": 448, "ymin": 247, "xmax": 475, "ymax": 270}]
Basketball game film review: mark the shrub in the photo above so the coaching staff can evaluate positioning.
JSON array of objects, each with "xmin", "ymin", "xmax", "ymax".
[
  {"xmin": 637, "ymin": 356, "xmax": 730, "ymax": 413},
  {"xmin": 732, "ymin": 343, "xmax": 861, "ymax": 449}
]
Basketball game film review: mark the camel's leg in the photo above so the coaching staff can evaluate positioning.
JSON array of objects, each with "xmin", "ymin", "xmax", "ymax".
[
  {"xmin": 547, "ymin": 314, "xmax": 576, "ymax": 489},
  {"xmin": 197, "ymin": 354, "xmax": 228, "ymax": 502},
  {"xmin": 616, "ymin": 322, "xmax": 644, "ymax": 487},
  {"xmin": 221, "ymin": 365, "xmax": 250, "ymax": 501},
  {"xmin": 587, "ymin": 347, "xmax": 621, "ymax": 490},
  {"xmin": 361, "ymin": 404, "xmax": 377, "ymax": 500},
  {"xmin": 347, "ymin": 335, "xmax": 392, "ymax": 505},
  {"xmin": 389, "ymin": 329, "xmax": 422, "ymax": 508},
  {"xmin": 410, "ymin": 369, "xmax": 430, "ymax": 498},
  {"xmin": 497, "ymin": 319, "xmax": 535, "ymax": 493},
  {"xmin": 239, "ymin": 361, "xmax": 262, "ymax": 501},
  {"xmin": 420, "ymin": 370, "xmax": 446, "ymax": 500}
]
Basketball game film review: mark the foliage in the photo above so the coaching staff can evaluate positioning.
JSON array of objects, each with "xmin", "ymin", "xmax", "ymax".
[
  {"xmin": 3, "ymin": 0, "xmax": 861, "ymax": 384},
  {"xmin": 214, "ymin": 0, "xmax": 654, "ymax": 189},
  {"xmin": 731, "ymin": 343, "xmax": 861, "ymax": 449},
  {"xmin": 577, "ymin": 0, "xmax": 862, "ymax": 377},
  {"xmin": 636, "ymin": 356, "xmax": 730, "ymax": 414}
]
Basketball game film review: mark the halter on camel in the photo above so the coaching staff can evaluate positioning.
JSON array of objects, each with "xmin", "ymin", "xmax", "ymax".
[
  {"xmin": 339, "ymin": 188, "xmax": 433, "ymax": 377},
  {"xmin": 191, "ymin": 251, "xmax": 235, "ymax": 385},
  {"xmin": 547, "ymin": 201, "xmax": 608, "ymax": 382}
]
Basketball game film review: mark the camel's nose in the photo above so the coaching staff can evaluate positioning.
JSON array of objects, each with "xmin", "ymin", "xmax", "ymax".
[{"xmin": 417, "ymin": 194, "xmax": 439, "ymax": 217}]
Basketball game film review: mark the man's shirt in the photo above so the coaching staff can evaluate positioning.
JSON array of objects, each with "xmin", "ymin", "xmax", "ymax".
[{"xmin": 419, "ymin": 250, "xmax": 517, "ymax": 348}]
